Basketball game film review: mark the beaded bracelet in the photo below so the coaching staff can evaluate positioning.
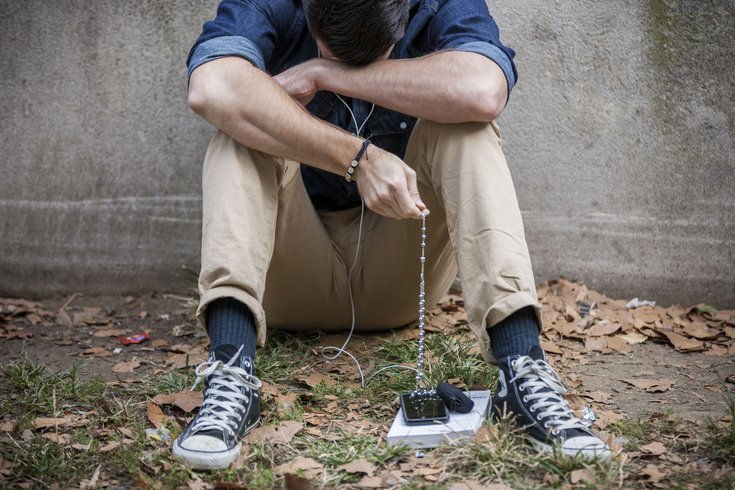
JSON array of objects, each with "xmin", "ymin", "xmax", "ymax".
[{"xmin": 345, "ymin": 139, "xmax": 370, "ymax": 183}]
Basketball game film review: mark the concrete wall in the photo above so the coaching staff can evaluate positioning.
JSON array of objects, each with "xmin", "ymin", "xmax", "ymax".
[{"xmin": 1, "ymin": 0, "xmax": 733, "ymax": 306}]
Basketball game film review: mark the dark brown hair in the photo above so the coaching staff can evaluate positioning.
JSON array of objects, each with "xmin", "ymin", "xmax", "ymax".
[{"xmin": 306, "ymin": 0, "xmax": 410, "ymax": 65}]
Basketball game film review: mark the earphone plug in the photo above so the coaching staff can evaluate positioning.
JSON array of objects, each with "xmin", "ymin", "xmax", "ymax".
[{"xmin": 436, "ymin": 382, "xmax": 474, "ymax": 413}]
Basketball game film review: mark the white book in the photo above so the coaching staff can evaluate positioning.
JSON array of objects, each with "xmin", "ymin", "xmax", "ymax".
[{"xmin": 386, "ymin": 390, "xmax": 492, "ymax": 448}]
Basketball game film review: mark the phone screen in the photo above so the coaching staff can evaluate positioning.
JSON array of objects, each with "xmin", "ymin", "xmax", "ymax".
[{"xmin": 400, "ymin": 393, "xmax": 449, "ymax": 425}]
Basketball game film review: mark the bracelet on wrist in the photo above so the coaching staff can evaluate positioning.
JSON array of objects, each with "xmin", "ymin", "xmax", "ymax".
[{"xmin": 345, "ymin": 139, "xmax": 370, "ymax": 183}]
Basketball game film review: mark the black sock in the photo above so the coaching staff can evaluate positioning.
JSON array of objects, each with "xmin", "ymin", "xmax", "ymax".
[
  {"xmin": 206, "ymin": 297, "xmax": 258, "ymax": 361},
  {"xmin": 487, "ymin": 306, "xmax": 541, "ymax": 360}
]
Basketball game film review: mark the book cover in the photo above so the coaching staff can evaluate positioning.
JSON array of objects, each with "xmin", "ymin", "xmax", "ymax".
[{"xmin": 386, "ymin": 390, "xmax": 492, "ymax": 448}]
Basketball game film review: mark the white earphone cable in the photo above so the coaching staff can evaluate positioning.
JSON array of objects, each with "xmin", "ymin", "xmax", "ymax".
[
  {"xmin": 315, "ymin": 48, "xmax": 417, "ymax": 386},
  {"xmin": 319, "ymin": 200, "xmax": 422, "ymax": 387}
]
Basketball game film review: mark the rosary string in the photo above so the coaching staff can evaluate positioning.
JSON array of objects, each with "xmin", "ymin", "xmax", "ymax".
[{"xmin": 412, "ymin": 213, "xmax": 434, "ymax": 397}]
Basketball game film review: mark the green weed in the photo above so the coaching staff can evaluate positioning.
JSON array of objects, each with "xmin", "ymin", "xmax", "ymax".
[{"xmin": 705, "ymin": 387, "xmax": 735, "ymax": 462}]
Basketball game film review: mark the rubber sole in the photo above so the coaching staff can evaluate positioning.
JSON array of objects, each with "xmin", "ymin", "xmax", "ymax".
[
  {"xmin": 172, "ymin": 417, "xmax": 261, "ymax": 470},
  {"xmin": 172, "ymin": 440, "xmax": 241, "ymax": 470},
  {"xmin": 530, "ymin": 437, "xmax": 612, "ymax": 460}
]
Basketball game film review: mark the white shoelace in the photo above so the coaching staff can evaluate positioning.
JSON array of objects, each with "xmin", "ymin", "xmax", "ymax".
[
  {"xmin": 510, "ymin": 356, "xmax": 587, "ymax": 434},
  {"xmin": 188, "ymin": 350, "xmax": 262, "ymax": 437}
]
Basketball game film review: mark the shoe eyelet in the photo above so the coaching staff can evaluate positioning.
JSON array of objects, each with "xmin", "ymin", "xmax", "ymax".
[
  {"xmin": 543, "ymin": 422, "xmax": 550, "ymax": 429},
  {"xmin": 522, "ymin": 396, "xmax": 528, "ymax": 403}
]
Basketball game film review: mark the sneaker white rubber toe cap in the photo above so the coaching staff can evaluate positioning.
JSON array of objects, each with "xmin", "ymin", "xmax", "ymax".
[
  {"xmin": 172, "ymin": 435, "xmax": 241, "ymax": 470},
  {"xmin": 562, "ymin": 436, "xmax": 612, "ymax": 459}
]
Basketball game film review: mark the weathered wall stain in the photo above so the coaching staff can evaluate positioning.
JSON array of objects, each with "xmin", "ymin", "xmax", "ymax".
[{"xmin": 1, "ymin": 0, "xmax": 733, "ymax": 306}]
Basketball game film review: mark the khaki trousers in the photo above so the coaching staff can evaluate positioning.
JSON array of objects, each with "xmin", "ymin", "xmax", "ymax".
[{"xmin": 197, "ymin": 120, "xmax": 539, "ymax": 363}]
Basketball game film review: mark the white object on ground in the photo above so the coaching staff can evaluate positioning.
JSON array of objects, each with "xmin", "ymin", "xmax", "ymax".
[
  {"xmin": 626, "ymin": 297, "xmax": 656, "ymax": 309},
  {"xmin": 387, "ymin": 390, "xmax": 491, "ymax": 448}
]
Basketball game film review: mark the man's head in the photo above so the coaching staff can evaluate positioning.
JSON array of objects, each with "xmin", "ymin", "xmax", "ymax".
[{"xmin": 306, "ymin": 0, "xmax": 410, "ymax": 65}]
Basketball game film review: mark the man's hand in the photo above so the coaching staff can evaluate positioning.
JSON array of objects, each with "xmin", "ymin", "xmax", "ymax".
[
  {"xmin": 273, "ymin": 59, "xmax": 326, "ymax": 106},
  {"xmin": 354, "ymin": 147, "xmax": 429, "ymax": 220}
]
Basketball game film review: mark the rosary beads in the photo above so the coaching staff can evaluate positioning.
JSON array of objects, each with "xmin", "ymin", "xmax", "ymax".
[{"xmin": 412, "ymin": 213, "xmax": 434, "ymax": 398}]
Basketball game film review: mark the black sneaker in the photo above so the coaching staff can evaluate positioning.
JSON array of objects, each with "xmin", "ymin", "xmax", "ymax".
[
  {"xmin": 492, "ymin": 345, "xmax": 611, "ymax": 459},
  {"xmin": 172, "ymin": 344, "xmax": 261, "ymax": 469}
]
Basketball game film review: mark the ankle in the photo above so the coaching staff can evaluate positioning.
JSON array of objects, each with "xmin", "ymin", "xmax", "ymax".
[
  {"xmin": 207, "ymin": 298, "xmax": 258, "ymax": 360},
  {"xmin": 487, "ymin": 306, "xmax": 541, "ymax": 360}
]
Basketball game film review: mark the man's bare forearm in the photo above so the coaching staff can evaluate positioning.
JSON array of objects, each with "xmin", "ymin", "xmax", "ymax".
[
  {"xmin": 315, "ymin": 51, "xmax": 509, "ymax": 123},
  {"xmin": 188, "ymin": 57, "xmax": 361, "ymax": 175}
]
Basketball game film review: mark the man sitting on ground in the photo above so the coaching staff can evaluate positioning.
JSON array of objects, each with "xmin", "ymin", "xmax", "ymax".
[{"xmin": 172, "ymin": 0, "xmax": 611, "ymax": 469}]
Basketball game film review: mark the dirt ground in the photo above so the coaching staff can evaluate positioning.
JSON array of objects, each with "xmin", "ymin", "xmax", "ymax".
[{"xmin": 2, "ymin": 289, "xmax": 733, "ymax": 423}]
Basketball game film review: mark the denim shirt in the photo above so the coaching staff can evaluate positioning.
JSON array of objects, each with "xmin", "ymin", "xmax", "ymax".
[{"xmin": 188, "ymin": 0, "xmax": 517, "ymax": 210}]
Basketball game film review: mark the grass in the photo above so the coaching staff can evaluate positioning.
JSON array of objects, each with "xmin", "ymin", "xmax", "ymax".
[
  {"xmin": 297, "ymin": 433, "xmax": 404, "ymax": 467},
  {"xmin": 705, "ymin": 387, "xmax": 735, "ymax": 462},
  {"xmin": 139, "ymin": 369, "xmax": 196, "ymax": 397},
  {"xmin": 0, "ymin": 355, "xmax": 106, "ymax": 430},
  {"xmin": 2, "ymin": 334, "xmax": 735, "ymax": 489}
]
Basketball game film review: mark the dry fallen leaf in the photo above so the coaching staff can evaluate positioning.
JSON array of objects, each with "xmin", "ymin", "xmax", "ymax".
[
  {"xmin": 605, "ymin": 335, "xmax": 632, "ymax": 353},
  {"xmin": 153, "ymin": 390, "xmax": 203, "ymax": 413},
  {"xmin": 639, "ymin": 463, "xmax": 667, "ymax": 483},
  {"xmin": 449, "ymin": 482, "xmax": 510, "ymax": 490},
  {"xmin": 34, "ymin": 417, "xmax": 73, "ymax": 429},
  {"xmin": 274, "ymin": 457, "xmax": 324, "ymax": 478},
  {"xmin": 43, "ymin": 433, "xmax": 72, "ymax": 445},
  {"xmin": 259, "ymin": 381, "xmax": 279, "ymax": 398},
  {"xmin": 296, "ymin": 373, "xmax": 337, "ymax": 388},
  {"xmin": 542, "ymin": 473, "xmax": 560, "ymax": 486},
  {"xmin": 244, "ymin": 421, "xmax": 303, "ymax": 445},
  {"xmin": 540, "ymin": 339, "xmax": 563, "ymax": 355},
  {"xmin": 338, "ymin": 458, "xmax": 376, "ymax": 477},
  {"xmin": 99, "ymin": 441, "xmax": 121, "ymax": 452},
  {"xmin": 283, "ymin": 474, "xmax": 314, "ymax": 490},
  {"xmin": 584, "ymin": 337, "xmax": 606, "ymax": 352},
  {"xmin": 146, "ymin": 402, "xmax": 165, "ymax": 429},
  {"xmin": 619, "ymin": 332, "xmax": 648, "ymax": 345},
  {"xmin": 165, "ymin": 351, "xmax": 207, "ymax": 369},
  {"xmin": 570, "ymin": 468, "xmax": 595, "ymax": 485},
  {"xmin": 415, "ymin": 467, "xmax": 443, "ymax": 477},
  {"xmin": 640, "ymin": 441, "xmax": 667, "ymax": 456},
  {"xmin": 588, "ymin": 321, "xmax": 621, "ymax": 337},
  {"xmin": 0, "ymin": 419, "xmax": 16, "ymax": 432},
  {"xmin": 275, "ymin": 392, "xmax": 298, "ymax": 415},
  {"xmin": 80, "ymin": 347, "xmax": 112, "ymax": 357},
  {"xmin": 681, "ymin": 321, "xmax": 721, "ymax": 340},
  {"xmin": 705, "ymin": 344, "xmax": 729, "ymax": 356},
  {"xmin": 622, "ymin": 378, "xmax": 676, "ymax": 393},
  {"xmin": 355, "ymin": 476, "xmax": 385, "ymax": 488},
  {"xmin": 93, "ymin": 328, "xmax": 129, "ymax": 338},
  {"xmin": 112, "ymin": 360, "xmax": 141, "ymax": 373},
  {"xmin": 636, "ymin": 309, "xmax": 660, "ymax": 324},
  {"xmin": 186, "ymin": 479, "xmax": 212, "ymax": 490},
  {"xmin": 661, "ymin": 330, "xmax": 706, "ymax": 352},
  {"xmin": 56, "ymin": 310, "xmax": 73, "ymax": 327},
  {"xmin": 584, "ymin": 391, "xmax": 613, "ymax": 404},
  {"xmin": 79, "ymin": 464, "xmax": 102, "ymax": 489},
  {"xmin": 594, "ymin": 410, "xmax": 625, "ymax": 430}
]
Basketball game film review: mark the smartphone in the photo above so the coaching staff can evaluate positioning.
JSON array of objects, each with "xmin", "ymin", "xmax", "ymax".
[{"xmin": 400, "ymin": 392, "xmax": 449, "ymax": 425}]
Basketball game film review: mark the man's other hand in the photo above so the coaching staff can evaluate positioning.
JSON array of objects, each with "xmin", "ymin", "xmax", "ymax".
[
  {"xmin": 273, "ymin": 59, "xmax": 325, "ymax": 106},
  {"xmin": 354, "ymin": 147, "xmax": 429, "ymax": 220}
]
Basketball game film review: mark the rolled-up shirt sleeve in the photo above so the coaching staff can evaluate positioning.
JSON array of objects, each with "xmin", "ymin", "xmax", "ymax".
[
  {"xmin": 427, "ymin": 0, "xmax": 518, "ymax": 93},
  {"xmin": 186, "ymin": 0, "xmax": 280, "ymax": 80}
]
